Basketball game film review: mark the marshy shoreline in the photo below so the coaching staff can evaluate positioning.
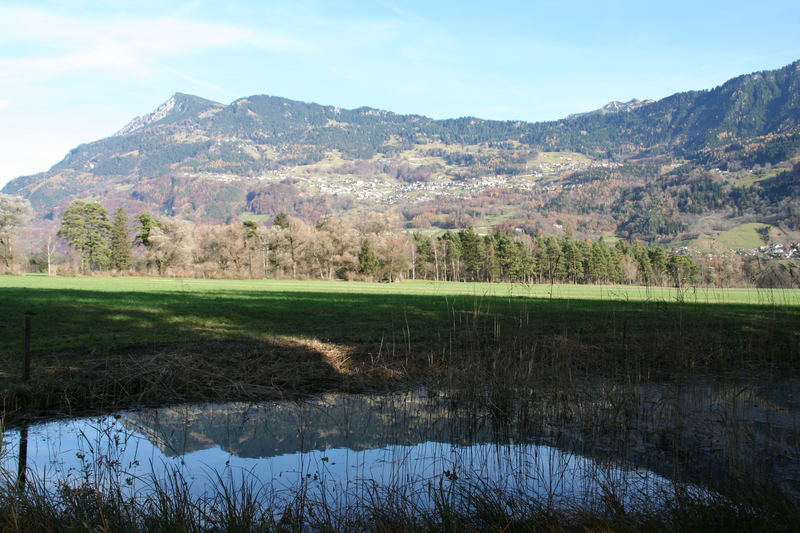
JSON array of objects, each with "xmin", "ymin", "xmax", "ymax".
[
  {"xmin": 2, "ymin": 322, "xmax": 798, "ymax": 427},
  {"xmin": 1, "ymin": 340, "xmax": 799, "ymax": 532}
]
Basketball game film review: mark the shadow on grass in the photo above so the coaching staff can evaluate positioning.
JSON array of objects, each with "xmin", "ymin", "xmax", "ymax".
[
  {"xmin": 1, "ymin": 287, "xmax": 798, "ymax": 352},
  {"xmin": 0, "ymin": 336, "xmax": 373, "ymax": 425},
  {"xmin": 0, "ymin": 286, "xmax": 798, "ymax": 423}
]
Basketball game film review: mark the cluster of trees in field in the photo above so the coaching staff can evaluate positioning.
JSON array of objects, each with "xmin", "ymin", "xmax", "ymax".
[
  {"xmin": 413, "ymin": 231, "xmax": 704, "ymax": 287},
  {"xmin": 42, "ymin": 198, "xmax": 710, "ymax": 287}
]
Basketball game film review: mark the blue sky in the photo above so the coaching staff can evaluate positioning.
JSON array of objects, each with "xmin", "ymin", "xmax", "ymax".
[{"xmin": 2, "ymin": 0, "xmax": 799, "ymax": 188}]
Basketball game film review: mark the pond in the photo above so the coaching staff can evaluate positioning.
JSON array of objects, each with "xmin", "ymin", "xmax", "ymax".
[{"xmin": 2, "ymin": 379, "xmax": 798, "ymax": 513}]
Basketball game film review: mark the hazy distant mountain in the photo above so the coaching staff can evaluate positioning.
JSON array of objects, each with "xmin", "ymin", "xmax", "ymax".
[{"xmin": 3, "ymin": 60, "xmax": 799, "ymax": 243}]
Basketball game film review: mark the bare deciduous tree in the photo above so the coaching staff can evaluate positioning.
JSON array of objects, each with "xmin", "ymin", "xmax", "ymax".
[
  {"xmin": 146, "ymin": 218, "xmax": 194, "ymax": 276},
  {"xmin": 0, "ymin": 194, "xmax": 33, "ymax": 270}
]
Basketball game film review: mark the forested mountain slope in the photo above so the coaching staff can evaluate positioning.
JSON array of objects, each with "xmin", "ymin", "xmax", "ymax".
[{"xmin": 4, "ymin": 60, "xmax": 800, "ymax": 245}]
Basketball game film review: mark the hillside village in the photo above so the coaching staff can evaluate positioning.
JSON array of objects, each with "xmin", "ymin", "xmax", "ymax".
[
  {"xmin": 738, "ymin": 242, "xmax": 800, "ymax": 260},
  {"xmin": 181, "ymin": 150, "xmax": 612, "ymax": 206}
]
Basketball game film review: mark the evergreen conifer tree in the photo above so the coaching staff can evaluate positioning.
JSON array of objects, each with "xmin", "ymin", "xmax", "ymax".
[
  {"xmin": 357, "ymin": 239, "xmax": 380, "ymax": 278},
  {"xmin": 110, "ymin": 207, "xmax": 132, "ymax": 270},
  {"xmin": 58, "ymin": 200, "xmax": 112, "ymax": 272}
]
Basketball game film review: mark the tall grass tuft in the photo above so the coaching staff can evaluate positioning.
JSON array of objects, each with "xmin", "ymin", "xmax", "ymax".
[{"xmin": 0, "ymin": 447, "xmax": 799, "ymax": 532}]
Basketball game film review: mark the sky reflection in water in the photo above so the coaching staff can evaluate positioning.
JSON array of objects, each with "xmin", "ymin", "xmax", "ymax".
[{"xmin": 1, "ymin": 391, "xmax": 709, "ymax": 508}]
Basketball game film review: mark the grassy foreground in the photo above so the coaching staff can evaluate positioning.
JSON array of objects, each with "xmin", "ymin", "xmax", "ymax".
[
  {"xmin": 1, "ymin": 276, "xmax": 799, "ymax": 531},
  {"xmin": 0, "ymin": 275, "xmax": 799, "ymax": 421},
  {"xmin": 2, "ymin": 470, "xmax": 797, "ymax": 533}
]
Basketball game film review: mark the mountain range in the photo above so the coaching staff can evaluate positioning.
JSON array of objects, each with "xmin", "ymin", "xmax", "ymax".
[{"xmin": 4, "ymin": 60, "xmax": 800, "ymax": 247}]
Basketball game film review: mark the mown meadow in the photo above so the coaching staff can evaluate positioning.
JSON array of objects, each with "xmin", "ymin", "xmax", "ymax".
[{"xmin": 2, "ymin": 275, "xmax": 798, "ymax": 352}]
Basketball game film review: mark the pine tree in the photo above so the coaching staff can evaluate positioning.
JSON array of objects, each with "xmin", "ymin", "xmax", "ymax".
[
  {"xmin": 492, "ymin": 232, "xmax": 524, "ymax": 281},
  {"xmin": 357, "ymin": 239, "xmax": 380, "ymax": 279},
  {"xmin": 439, "ymin": 232, "xmax": 462, "ymax": 281},
  {"xmin": 110, "ymin": 208, "xmax": 132, "ymax": 271},
  {"xmin": 575, "ymin": 240, "xmax": 590, "ymax": 283},
  {"xmin": 668, "ymin": 254, "xmax": 699, "ymax": 288},
  {"xmin": 608, "ymin": 246, "xmax": 624, "ymax": 284},
  {"xmin": 58, "ymin": 200, "xmax": 88, "ymax": 270},
  {"xmin": 274, "ymin": 212, "xmax": 290, "ymax": 230},
  {"xmin": 648, "ymin": 247, "xmax": 668, "ymax": 285},
  {"xmin": 134, "ymin": 213, "xmax": 161, "ymax": 248},
  {"xmin": 560, "ymin": 237, "xmax": 581, "ymax": 283},
  {"xmin": 632, "ymin": 243, "xmax": 655, "ymax": 284},
  {"xmin": 412, "ymin": 233, "xmax": 433, "ymax": 279},
  {"xmin": 58, "ymin": 200, "xmax": 112, "ymax": 272},
  {"xmin": 83, "ymin": 203, "xmax": 112, "ymax": 270},
  {"xmin": 242, "ymin": 220, "xmax": 259, "ymax": 278},
  {"xmin": 588, "ymin": 240, "xmax": 609, "ymax": 283},
  {"xmin": 458, "ymin": 228, "xmax": 485, "ymax": 281},
  {"xmin": 540, "ymin": 237, "xmax": 562, "ymax": 282},
  {"xmin": 519, "ymin": 241, "xmax": 538, "ymax": 282}
]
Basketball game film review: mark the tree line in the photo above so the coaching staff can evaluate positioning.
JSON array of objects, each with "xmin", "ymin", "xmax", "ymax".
[
  {"xmin": 46, "ymin": 199, "xmax": 712, "ymax": 288},
  {"xmin": 0, "ymin": 195, "xmax": 794, "ymax": 287}
]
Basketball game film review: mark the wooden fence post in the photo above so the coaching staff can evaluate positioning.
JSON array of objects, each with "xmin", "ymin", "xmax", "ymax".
[
  {"xmin": 22, "ymin": 312, "xmax": 32, "ymax": 382},
  {"xmin": 16, "ymin": 425, "xmax": 28, "ymax": 490}
]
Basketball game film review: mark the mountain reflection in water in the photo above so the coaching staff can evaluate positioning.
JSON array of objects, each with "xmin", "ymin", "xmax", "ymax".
[
  {"xmin": 1, "ymin": 382, "xmax": 798, "ymax": 509},
  {"xmin": 121, "ymin": 391, "xmax": 520, "ymax": 457}
]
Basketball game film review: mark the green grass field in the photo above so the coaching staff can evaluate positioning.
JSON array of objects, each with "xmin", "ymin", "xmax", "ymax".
[
  {"xmin": 690, "ymin": 222, "xmax": 799, "ymax": 251},
  {"xmin": 0, "ymin": 274, "xmax": 798, "ymax": 425},
  {"xmin": 733, "ymin": 168, "xmax": 782, "ymax": 187},
  {"xmin": 717, "ymin": 222, "xmax": 771, "ymax": 249},
  {"xmin": 1, "ymin": 275, "xmax": 798, "ymax": 356}
]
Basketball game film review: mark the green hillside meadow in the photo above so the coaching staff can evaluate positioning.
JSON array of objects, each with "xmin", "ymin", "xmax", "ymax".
[{"xmin": 717, "ymin": 223, "xmax": 771, "ymax": 249}]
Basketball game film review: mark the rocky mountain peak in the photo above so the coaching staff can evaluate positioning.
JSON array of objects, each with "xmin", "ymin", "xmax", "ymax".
[
  {"xmin": 568, "ymin": 98, "xmax": 655, "ymax": 119},
  {"xmin": 601, "ymin": 98, "xmax": 654, "ymax": 112},
  {"xmin": 114, "ymin": 95, "xmax": 179, "ymax": 136},
  {"xmin": 114, "ymin": 93, "xmax": 222, "ymax": 136}
]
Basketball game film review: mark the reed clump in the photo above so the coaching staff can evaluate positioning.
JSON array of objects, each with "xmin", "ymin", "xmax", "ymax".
[{"xmin": 0, "ymin": 468, "xmax": 798, "ymax": 533}]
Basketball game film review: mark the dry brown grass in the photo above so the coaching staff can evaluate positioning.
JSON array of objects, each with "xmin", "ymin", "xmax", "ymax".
[
  {"xmin": 2, "ymin": 320, "xmax": 798, "ymax": 427},
  {"xmin": 0, "ymin": 337, "xmax": 384, "ymax": 425}
]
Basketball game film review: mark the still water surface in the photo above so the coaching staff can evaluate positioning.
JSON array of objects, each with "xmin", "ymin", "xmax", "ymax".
[{"xmin": 2, "ymin": 381, "xmax": 797, "ymax": 509}]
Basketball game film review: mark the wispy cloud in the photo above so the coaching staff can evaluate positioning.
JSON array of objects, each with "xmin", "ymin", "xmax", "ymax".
[
  {"xmin": 0, "ymin": 100, "xmax": 9, "ymax": 110},
  {"xmin": 0, "ymin": 6, "xmax": 312, "ymax": 82},
  {"xmin": 162, "ymin": 66, "xmax": 240, "ymax": 99}
]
